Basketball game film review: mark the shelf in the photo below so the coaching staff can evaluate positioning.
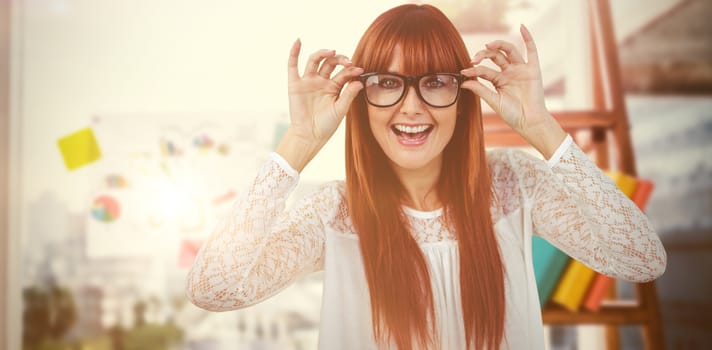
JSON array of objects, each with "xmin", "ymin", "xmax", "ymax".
[
  {"xmin": 542, "ymin": 302, "xmax": 652, "ymax": 324},
  {"xmin": 483, "ymin": 110, "xmax": 616, "ymax": 133}
]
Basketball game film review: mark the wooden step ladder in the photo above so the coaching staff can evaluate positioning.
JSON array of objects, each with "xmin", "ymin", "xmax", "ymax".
[{"xmin": 482, "ymin": 0, "xmax": 665, "ymax": 349}]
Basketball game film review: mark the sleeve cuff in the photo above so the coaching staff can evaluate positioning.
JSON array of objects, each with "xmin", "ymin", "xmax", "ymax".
[
  {"xmin": 546, "ymin": 134, "xmax": 574, "ymax": 168},
  {"xmin": 269, "ymin": 152, "xmax": 300, "ymax": 179}
]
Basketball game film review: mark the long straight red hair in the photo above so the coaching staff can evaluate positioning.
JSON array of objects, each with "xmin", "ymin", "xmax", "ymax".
[{"xmin": 345, "ymin": 4, "xmax": 505, "ymax": 349}]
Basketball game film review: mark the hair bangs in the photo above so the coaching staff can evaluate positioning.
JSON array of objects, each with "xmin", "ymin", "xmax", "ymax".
[
  {"xmin": 355, "ymin": 6, "xmax": 467, "ymax": 75},
  {"xmin": 398, "ymin": 21, "xmax": 464, "ymax": 75}
]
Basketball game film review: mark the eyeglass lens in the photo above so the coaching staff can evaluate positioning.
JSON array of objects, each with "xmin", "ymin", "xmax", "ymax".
[{"xmin": 363, "ymin": 73, "xmax": 460, "ymax": 107}]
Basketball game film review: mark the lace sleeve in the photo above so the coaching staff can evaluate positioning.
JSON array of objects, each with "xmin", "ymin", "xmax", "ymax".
[
  {"xmin": 507, "ymin": 136, "xmax": 667, "ymax": 283},
  {"xmin": 185, "ymin": 153, "xmax": 334, "ymax": 311}
]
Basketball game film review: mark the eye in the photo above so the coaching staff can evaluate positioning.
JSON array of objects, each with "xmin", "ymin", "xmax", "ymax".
[
  {"xmin": 422, "ymin": 76, "xmax": 447, "ymax": 89},
  {"xmin": 378, "ymin": 77, "xmax": 402, "ymax": 89}
]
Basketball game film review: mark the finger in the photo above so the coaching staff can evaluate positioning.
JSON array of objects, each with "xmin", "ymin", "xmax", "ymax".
[
  {"xmin": 331, "ymin": 66, "xmax": 364, "ymax": 88},
  {"xmin": 334, "ymin": 80, "xmax": 364, "ymax": 117},
  {"xmin": 288, "ymin": 38, "xmax": 301, "ymax": 82},
  {"xmin": 460, "ymin": 79, "xmax": 499, "ymax": 113},
  {"xmin": 305, "ymin": 49, "xmax": 336, "ymax": 76},
  {"xmin": 484, "ymin": 40, "xmax": 525, "ymax": 64},
  {"xmin": 471, "ymin": 49, "xmax": 509, "ymax": 70},
  {"xmin": 461, "ymin": 66, "xmax": 501, "ymax": 84},
  {"xmin": 318, "ymin": 54, "xmax": 352, "ymax": 79},
  {"xmin": 520, "ymin": 24, "xmax": 540, "ymax": 66}
]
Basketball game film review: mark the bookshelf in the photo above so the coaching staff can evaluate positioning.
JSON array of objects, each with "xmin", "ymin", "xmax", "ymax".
[{"xmin": 482, "ymin": 0, "xmax": 665, "ymax": 349}]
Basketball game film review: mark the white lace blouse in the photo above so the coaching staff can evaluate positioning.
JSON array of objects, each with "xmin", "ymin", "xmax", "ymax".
[{"xmin": 185, "ymin": 135, "xmax": 667, "ymax": 349}]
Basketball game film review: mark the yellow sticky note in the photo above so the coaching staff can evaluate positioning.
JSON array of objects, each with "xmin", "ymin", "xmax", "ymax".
[{"xmin": 57, "ymin": 127, "xmax": 102, "ymax": 170}]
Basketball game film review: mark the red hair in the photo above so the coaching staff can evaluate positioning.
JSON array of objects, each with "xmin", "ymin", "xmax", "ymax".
[{"xmin": 345, "ymin": 4, "xmax": 505, "ymax": 349}]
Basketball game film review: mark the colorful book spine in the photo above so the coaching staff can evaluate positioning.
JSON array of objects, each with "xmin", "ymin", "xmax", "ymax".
[
  {"xmin": 532, "ymin": 236, "xmax": 569, "ymax": 307},
  {"xmin": 581, "ymin": 273, "xmax": 614, "ymax": 312},
  {"xmin": 606, "ymin": 170, "xmax": 639, "ymax": 197},
  {"xmin": 551, "ymin": 259, "xmax": 597, "ymax": 311},
  {"xmin": 631, "ymin": 179, "xmax": 654, "ymax": 210}
]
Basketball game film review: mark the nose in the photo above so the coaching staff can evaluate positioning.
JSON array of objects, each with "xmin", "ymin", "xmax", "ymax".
[{"xmin": 399, "ymin": 85, "xmax": 425, "ymax": 115}]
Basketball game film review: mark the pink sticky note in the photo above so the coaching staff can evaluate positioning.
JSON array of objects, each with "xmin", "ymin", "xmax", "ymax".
[{"xmin": 178, "ymin": 239, "xmax": 204, "ymax": 268}]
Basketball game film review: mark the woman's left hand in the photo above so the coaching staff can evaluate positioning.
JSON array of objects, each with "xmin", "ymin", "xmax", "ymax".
[
  {"xmin": 460, "ymin": 24, "xmax": 550, "ymax": 136},
  {"xmin": 461, "ymin": 24, "xmax": 566, "ymax": 159}
]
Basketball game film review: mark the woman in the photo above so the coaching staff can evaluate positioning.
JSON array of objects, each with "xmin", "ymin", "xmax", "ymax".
[{"xmin": 186, "ymin": 4, "xmax": 666, "ymax": 349}]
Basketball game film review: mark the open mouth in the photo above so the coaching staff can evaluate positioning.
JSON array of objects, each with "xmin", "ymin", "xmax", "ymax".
[{"xmin": 391, "ymin": 124, "xmax": 434, "ymax": 145}]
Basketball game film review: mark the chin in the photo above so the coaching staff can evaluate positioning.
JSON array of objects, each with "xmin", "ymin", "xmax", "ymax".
[{"xmin": 386, "ymin": 151, "xmax": 442, "ymax": 172}]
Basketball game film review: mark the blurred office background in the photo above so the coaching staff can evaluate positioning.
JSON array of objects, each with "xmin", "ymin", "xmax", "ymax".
[{"xmin": 1, "ymin": 0, "xmax": 710, "ymax": 349}]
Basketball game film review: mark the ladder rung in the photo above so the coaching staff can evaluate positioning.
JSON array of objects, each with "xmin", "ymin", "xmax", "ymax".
[
  {"xmin": 483, "ymin": 111, "xmax": 617, "ymax": 133},
  {"xmin": 542, "ymin": 304, "xmax": 652, "ymax": 325}
]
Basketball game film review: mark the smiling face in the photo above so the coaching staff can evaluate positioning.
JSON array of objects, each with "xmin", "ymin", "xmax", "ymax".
[{"xmin": 367, "ymin": 47, "xmax": 458, "ymax": 175}]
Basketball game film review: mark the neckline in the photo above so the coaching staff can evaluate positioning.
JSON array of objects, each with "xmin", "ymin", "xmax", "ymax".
[{"xmin": 402, "ymin": 206, "xmax": 443, "ymax": 219}]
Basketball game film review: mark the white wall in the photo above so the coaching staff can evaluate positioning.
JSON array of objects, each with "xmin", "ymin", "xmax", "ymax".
[
  {"xmin": 11, "ymin": 1, "xmax": 404, "ymax": 347},
  {"xmin": 18, "ymin": 0, "xmax": 405, "ymax": 213}
]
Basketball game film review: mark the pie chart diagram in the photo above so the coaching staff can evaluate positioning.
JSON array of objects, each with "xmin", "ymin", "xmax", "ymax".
[{"xmin": 91, "ymin": 195, "xmax": 121, "ymax": 222}]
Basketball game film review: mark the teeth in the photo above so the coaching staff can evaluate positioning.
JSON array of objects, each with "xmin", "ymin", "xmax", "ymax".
[{"xmin": 394, "ymin": 125, "xmax": 430, "ymax": 134}]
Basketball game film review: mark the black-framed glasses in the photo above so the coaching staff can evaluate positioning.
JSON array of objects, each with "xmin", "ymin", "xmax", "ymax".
[{"xmin": 357, "ymin": 72, "xmax": 465, "ymax": 108}]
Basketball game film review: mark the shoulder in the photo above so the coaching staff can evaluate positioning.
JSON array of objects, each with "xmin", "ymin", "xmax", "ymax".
[
  {"xmin": 486, "ymin": 147, "xmax": 545, "ymax": 194},
  {"xmin": 321, "ymin": 180, "xmax": 356, "ymax": 234},
  {"xmin": 324, "ymin": 180, "xmax": 347, "ymax": 199},
  {"xmin": 486, "ymin": 147, "xmax": 543, "ymax": 175},
  {"xmin": 298, "ymin": 180, "xmax": 345, "ymax": 206},
  {"xmin": 295, "ymin": 180, "xmax": 351, "ymax": 228},
  {"xmin": 486, "ymin": 148, "xmax": 545, "ymax": 217}
]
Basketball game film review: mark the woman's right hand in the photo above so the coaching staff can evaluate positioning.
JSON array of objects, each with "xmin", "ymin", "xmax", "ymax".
[{"xmin": 277, "ymin": 39, "xmax": 363, "ymax": 172}]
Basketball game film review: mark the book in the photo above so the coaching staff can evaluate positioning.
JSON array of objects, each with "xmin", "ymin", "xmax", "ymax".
[
  {"xmin": 581, "ymin": 272, "xmax": 614, "ymax": 312},
  {"xmin": 605, "ymin": 170, "xmax": 639, "ymax": 197},
  {"xmin": 631, "ymin": 179, "xmax": 654, "ymax": 210},
  {"xmin": 551, "ymin": 259, "xmax": 597, "ymax": 311},
  {"xmin": 532, "ymin": 236, "xmax": 570, "ymax": 307}
]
